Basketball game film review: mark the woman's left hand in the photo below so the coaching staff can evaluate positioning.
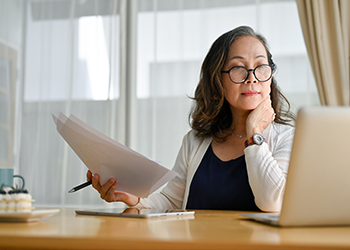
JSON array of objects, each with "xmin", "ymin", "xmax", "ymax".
[{"xmin": 246, "ymin": 97, "xmax": 275, "ymax": 138}]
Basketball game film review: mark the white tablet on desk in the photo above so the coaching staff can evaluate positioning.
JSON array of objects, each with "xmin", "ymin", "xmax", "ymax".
[{"xmin": 75, "ymin": 208, "xmax": 195, "ymax": 219}]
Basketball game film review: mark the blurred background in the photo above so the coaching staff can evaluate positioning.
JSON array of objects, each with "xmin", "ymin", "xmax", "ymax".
[{"xmin": 0, "ymin": 0, "xmax": 319, "ymax": 207}]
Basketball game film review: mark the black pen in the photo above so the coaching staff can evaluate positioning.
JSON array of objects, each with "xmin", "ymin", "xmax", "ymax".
[{"xmin": 68, "ymin": 180, "xmax": 92, "ymax": 193}]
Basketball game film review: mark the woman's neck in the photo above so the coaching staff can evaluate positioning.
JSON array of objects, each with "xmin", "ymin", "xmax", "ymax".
[{"xmin": 230, "ymin": 109, "xmax": 250, "ymax": 135}]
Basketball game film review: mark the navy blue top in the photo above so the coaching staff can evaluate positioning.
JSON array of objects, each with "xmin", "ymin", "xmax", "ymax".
[{"xmin": 186, "ymin": 144, "xmax": 261, "ymax": 211}]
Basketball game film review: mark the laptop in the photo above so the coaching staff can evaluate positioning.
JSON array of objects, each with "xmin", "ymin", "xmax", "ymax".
[
  {"xmin": 242, "ymin": 106, "xmax": 350, "ymax": 227},
  {"xmin": 76, "ymin": 208, "xmax": 195, "ymax": 219}
]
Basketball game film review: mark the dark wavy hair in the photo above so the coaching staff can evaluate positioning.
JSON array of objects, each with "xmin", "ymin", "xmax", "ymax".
[{"xmin": 189, "ymin": 26, "xmax": 296, "ymax": 141}]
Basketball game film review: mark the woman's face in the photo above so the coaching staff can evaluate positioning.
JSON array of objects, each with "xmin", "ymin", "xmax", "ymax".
[{"xmin": 221, "ymin": 35, "xmax": 272, "ymax": 114}]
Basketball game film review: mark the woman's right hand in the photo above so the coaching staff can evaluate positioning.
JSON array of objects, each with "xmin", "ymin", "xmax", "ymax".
[
  {"xmin": 86, "ymin": 170, "xmax": 139, "ymax": 206},
  {"xmin": 245, "ymin": 97, "xmax": 275, "ymax": 139}
]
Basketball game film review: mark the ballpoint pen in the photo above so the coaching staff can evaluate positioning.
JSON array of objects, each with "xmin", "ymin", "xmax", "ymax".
[{"xmin": 68, "ymin": 180, "xmax": 92, "ymax": 193}]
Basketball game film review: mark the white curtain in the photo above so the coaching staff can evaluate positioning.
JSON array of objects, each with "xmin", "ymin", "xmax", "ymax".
[
  {"xmin": 1, "ymin": 0, "xmax": 319, "ymax": 207},
  {"xmin": 0, "ymin": 1, "xmax": 22, "ymax": 178}
]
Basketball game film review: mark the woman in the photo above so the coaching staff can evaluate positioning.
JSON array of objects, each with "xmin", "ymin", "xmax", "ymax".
[{"xmin": 87, "ymin": 26, "xmax": 295, "ymax": 212}]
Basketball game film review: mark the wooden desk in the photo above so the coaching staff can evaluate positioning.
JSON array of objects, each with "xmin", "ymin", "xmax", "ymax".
[{"xmin": 1, "ymin": 208, "xmax": 350, "ymax": 250}]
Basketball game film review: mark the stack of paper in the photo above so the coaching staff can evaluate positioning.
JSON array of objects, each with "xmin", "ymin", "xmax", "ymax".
[{"xmin": 53, "ymin": 113, "xmax": 177, "ymax": 198}]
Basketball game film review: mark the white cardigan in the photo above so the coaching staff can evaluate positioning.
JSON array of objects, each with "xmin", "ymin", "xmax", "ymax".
[{"xmin": 137, "ymin": 122, "xmax": 294, "ymax": 212}]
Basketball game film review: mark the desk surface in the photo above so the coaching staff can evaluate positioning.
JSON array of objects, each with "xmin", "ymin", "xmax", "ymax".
[{"xmin": 1, "ymin": 208, "xmax": 350, "ymax": 250}]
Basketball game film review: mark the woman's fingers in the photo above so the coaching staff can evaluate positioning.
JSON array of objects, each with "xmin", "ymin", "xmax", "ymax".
[
  {"xmin": 86, "ymin": 170, "xmax": 93, "ymax": 181},
  {"xmin": 100, "ymin": 178, "xmax": 115, "ymax": 195},
  {"xmin": 91, "ymin": 174, "xmax": 102, "ymax": 193},
  {"xmin": 246, "ymin": 97, "xmax": 275, "ymax": 137},
  {"xmin": 100, "ymin": 179, "xmax": 119, "ymax": 202},
  {"xmin": 87, "ymin": 171, "xmax": 136, "ymax": 204}
]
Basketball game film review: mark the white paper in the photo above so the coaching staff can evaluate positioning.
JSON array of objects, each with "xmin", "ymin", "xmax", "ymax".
[{"xmin": 53, "ymin": 113, "xmax": 177, "ymax": 198}]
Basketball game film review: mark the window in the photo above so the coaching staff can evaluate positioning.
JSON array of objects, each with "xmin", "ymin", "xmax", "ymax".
[
  {"xmin": 1, "ymin": 0, "xmax": 319, "ymax": 207},
  {"xmin": 133, "ymin": 0, "xmax": 319, "ymax": 169}
]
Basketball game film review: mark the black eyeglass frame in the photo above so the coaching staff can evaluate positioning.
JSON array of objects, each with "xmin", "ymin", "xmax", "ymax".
[{"xmin": 221, "ymin": 64, "xmax": 273, "ymax": 84}]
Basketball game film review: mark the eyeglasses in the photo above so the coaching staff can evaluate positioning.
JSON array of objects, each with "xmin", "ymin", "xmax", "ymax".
[{"xmin": 221, "ymin": 64, "xmax": 272, "ymax": 84}]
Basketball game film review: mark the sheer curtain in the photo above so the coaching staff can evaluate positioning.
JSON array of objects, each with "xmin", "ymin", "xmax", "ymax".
[
  {"xmin": 133, "ymin": 0, "xmax": 320, "ymax": 168},
  {"xmin": 1, "ymin": 0, "xmax": 319, "ymax": 207},
  {"xmin": 16, "ymin": 0, "xmax": 122, "ymax": 207},
  {"xmin": 0, "ymin": 1, "xmax": 22, "ymax": 177}
]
